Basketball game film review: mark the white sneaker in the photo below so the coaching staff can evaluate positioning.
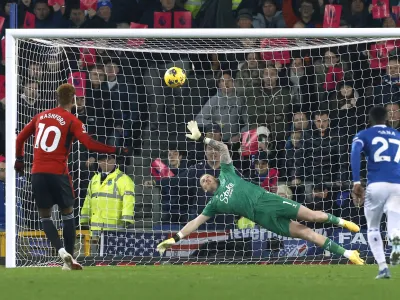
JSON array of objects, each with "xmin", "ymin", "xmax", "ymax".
[
  {"xmin": 59, "ymin": 248, "xmax": 83, "ymax": 270},
  {"xmin": 62, "ymin": 263, "xmax": 71, "ymax": 271}
]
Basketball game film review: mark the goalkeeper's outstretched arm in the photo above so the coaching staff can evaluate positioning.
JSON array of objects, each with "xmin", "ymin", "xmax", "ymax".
[
  {"xmin": 206, "ymin": 138, "xmax": 232, "ymax": 165},
  {"xmin": 185, "ymin": 120, "xmax": 232, "ymax": 164},
  {"xmin": 156, "ymin": 214, "xmax": 210, "ymax": 254}
]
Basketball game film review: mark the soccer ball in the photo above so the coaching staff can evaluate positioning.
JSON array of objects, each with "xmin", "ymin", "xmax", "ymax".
[{"xmin": 164, "ymin": 67, "xmax": 186, "ymax": 88}]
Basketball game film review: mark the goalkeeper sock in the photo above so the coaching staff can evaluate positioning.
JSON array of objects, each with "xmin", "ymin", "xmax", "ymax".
[
  {"xmin": 41, "ymin": 217, "xmax": 62, "ymax": 251},
  {"xmin": 62, "ymin": 213, "xmax": 76, "ymax": 257},
  {"xmin": 324, "ymin": 213, "xmax": 343, "ymax": 226},
  {"xmin": 322, "ymin": 238, "xmax": 346, "ymax": 256}
]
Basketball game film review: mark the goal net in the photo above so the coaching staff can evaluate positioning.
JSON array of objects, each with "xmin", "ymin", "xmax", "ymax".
[{"xmin": 5, "ymin": 28, "xmax": 398, "ymax": 267}]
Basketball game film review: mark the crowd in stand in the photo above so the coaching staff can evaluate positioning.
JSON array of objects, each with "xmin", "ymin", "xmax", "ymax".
[{"xmin": 2, "ymin": 0, "xmax": 400, "ymax": 231}]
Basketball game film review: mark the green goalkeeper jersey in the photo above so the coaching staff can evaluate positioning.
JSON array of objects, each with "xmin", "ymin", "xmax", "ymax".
[{"xmin": 202, "ymin": 162, "xmax": 272, "ymax": 220}]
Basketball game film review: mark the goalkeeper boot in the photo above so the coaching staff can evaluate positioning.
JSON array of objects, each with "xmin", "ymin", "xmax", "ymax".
[
  {"xmin": 342, "ymin": 220, "xmax": 360, "ymax": 233},
  {"xmin": 390, "ymin": 235, "xmax": 400, "ymax": 266},
  {"xmin": 59, "ymin": 248, "xmax": 83, "ymax": 271},
  {"xmin": 376, "ymin": 268, "xmax": 391, "ymax": 279},
  {"xmin": 348, "ymin": 250, "xmax": 365, "ymax": 265}
]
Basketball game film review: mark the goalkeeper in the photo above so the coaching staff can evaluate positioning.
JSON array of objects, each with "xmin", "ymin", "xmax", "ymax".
[{"xmin": 157, "ymin": 121, "xmax": 365, "ymax": 265}]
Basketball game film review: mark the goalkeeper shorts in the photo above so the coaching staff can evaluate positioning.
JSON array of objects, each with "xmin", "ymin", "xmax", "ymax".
[{"xmin": 253, "ymin": 193, "xmax": 300, "ymax": 237}]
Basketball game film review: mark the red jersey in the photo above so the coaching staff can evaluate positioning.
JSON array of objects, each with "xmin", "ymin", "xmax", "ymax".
[{"xmin": 16, "ymin": 107, "xmax": 116, "ymax": 175}]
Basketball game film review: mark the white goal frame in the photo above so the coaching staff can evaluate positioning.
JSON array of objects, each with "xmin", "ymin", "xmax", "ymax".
[{"xmin": 5, "ymin": 27, "xmax": 400, "ymax": 268}]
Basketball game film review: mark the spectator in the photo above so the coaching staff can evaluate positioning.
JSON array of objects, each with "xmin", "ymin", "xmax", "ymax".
[
  {"xmin": 253, "ymin": 0, "xmax": 286, "ymax": 28},
  {"xmin": 386, "ymin": 102, "xmax": 400, "ymax": 130},
  {"xmin": 244, "ymin": 65, "xmax": 291, "ymax": 141},
  {"xmin": 33, "ymin": 0, "xmax": 68, "ymax": 28},
  {"xmin": 366, "ymin": 39, "xmax": 400, "ymax": 77},
  {"xmin": 285, "ymin": 111, "xmax": 311, "ymax": 150},
  {"xmin": 256, "ymin": 125, "xmax": 275, "ymax": 160},
  {"xmin": 0, "ymin": 156, "xmax": 4, "ymax": 230},
  {"xmin": 282, "ymin": 0, "xmax": 321, "ymax": 28},
  {"xmin": 283, "ymin": 130, "xmax": 304, "ymax": 182},
  {"xmin": 86, "ymin": 64, "xmax": 109, "ymax": 143},
  {"xmin": 314, "ymin": 48, "xmax": 346, "ymax": 105},
  {"xmin": 144, "ymin": 144, "xmax": 188, "ymax": 223},
  {"xmin": 195, "ymin": 72, "xmax": 248, "ymax": 143},
  {"xmin": 140, "ymin": 0, "xmax": 191, "ymax": 28},
  {"xmin": 96, "ymin": 1, "xmax": 115, "ymax": 27},
  {"xmin": 383, "ymin": 14, "xmax": 397, "ymax": 28},
  {"xmin": 69, "ymin": 5, "xmax": 107, "ymax": 28},
  {"xmin": 328, "ymin": 82, "xmax": 367, "ymax": 136},
  {"xmin": 20, "ymin": 0, "xmax": 33, "ymax": 13},
  {"xmin": 102, "ymin": 60, "xmax": 140, "ymax": 147},
  {"xmin": 235, "ymin": 52, "xmax": 265, "ymax": 97},
  {"xmin": 286, "ymin": 55, "xmax": 316, "ymax": 112},
  {"xmin": 1, "ymin": 0, "xmax": 17, "ymax": 35},
  {"xmin": 27, "ymin": 62, "xmax": 43, "ymax": 83},
  {"xmin": 372, "ymin": 56, "xmax": 400, "ymax": 105},
  {"xmin": 347, "ymin": 0, "xmax": 373, "ymax": 28},
  {"xmin": 80, "ymin": 154, "xmax": 135, "ymax": 236},
  {"xmin": 293, "ymin": 111, "xmax": 344, "ymax": 201},
  {"xmin": 236, "ymin": 8, "xmax": 254, "ymax": 28},
  {"xmin": 18, "ymin": 81, "xmax": 40, "ymax": 131},
  {"xmin": 308, "ymin": 184, "xmax": 332, "ymax": 212},
  {"xmin": 249, "ymin": 151, "xmax": 279, "ymax": 193}
]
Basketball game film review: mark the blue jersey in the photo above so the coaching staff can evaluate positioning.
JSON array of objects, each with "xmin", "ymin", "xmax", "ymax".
[{"xmin": 351, "ymin": 125, "xmax": 400, "ymax": 185}]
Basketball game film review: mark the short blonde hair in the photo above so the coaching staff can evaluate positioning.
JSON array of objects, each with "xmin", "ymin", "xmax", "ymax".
[{"xmin": 276, "ymin": 185, "xmax": 293, "ymax": 200}]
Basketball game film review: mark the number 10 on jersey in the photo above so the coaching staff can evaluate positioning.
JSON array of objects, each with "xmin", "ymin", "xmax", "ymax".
[{"xmin": 34, "ymin": 123, "xmax": 62, "ymax": 152}]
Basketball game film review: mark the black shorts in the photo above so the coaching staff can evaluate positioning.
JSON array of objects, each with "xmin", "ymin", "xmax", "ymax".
[{"xmin": 31, "ymin": 173, "xmax": 74, "ymax": 210}]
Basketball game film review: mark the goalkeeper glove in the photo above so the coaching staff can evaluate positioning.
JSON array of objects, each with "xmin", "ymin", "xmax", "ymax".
[
  {"xmin": 237, "ymin": 217, "xmax": 255, "ymax": 229},
  {"xmin": 116, "ymin": 147, "xmax": 133, "ymax": 156},
  {"xmin": 14, "ymin": 157, "xmax": 24, "ymax": 176},
  {"xmin": 186, "ymin": 120, "xmax": 202, "ymax": 141},
  {"xmin": 156, "ymin": 233, "xmax": 182, "ymax": 255}
]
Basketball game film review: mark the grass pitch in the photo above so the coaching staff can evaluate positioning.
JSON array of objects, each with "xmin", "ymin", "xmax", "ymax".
[{"xmin": 0, "ymin": 265, "xmax": 397, "ymax": 300}]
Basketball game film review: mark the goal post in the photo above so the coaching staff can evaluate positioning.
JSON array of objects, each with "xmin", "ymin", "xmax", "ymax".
[{"xmin": 5, "ymin": 28, "xmax": 400, "ymax": 268}]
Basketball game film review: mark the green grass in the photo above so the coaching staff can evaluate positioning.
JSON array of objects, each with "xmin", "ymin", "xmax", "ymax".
[{"xmin": 0, "ymin": 265, "xmax": 398, "ymax": 300}]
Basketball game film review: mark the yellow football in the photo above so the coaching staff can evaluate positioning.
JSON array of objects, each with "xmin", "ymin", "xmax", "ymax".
[{"xmin": 164, "ymin": 67, "xmax": 186, "ymax": 88}]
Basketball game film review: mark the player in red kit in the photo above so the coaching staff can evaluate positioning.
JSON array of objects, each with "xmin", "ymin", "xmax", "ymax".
[{"xmin": 15, "ymin": 83, "xmax": 132, "ymax": 270}]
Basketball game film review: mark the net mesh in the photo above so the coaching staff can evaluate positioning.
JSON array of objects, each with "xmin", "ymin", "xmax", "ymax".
[{"xmin": 12, "ymin": 35, "xmax": 397, "ymax": 266}]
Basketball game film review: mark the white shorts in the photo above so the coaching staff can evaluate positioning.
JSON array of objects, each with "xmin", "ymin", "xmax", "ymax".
[{"xmin": 365, "ymin": 182, "xmax": 400, "ymax": 229}]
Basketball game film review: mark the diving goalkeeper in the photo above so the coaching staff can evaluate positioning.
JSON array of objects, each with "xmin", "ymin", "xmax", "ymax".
[{"xmin": 156, "ymin": 121, "xmax": 364, "ymax": 265}]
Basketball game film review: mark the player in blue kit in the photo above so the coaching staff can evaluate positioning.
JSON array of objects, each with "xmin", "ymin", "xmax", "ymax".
[{"xmin": 351, "ymin": 106, "xmax": 400, "ymax": 279}]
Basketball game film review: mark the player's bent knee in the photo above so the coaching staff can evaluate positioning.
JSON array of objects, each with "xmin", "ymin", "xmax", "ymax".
[
  {"xmin": 38, "ymin": 208, "xmax": 52, "ymax": 219},
  {"xmin": 289, "ymin": 221, "xmax": 313, "ymax": 240},
  {"xmin": 61, "ymin": 207, "xmax": 73, "ymax": 215}
]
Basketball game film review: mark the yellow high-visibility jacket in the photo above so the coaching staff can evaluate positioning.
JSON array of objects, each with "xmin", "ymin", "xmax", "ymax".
[
  {"xmin": 184, "ymin": 0, "xmax": 242, "ymax": 18},
  {"xmin": 232, "ymin": 0, "xmax": 242, "ymax": 11},
  {"xmin": 80, "ymin": 168, "xmax": 135, "ymax": 234},
  {"xmin": 184, "ymin": 0, "xmax": 204, "ymax": 18}
]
